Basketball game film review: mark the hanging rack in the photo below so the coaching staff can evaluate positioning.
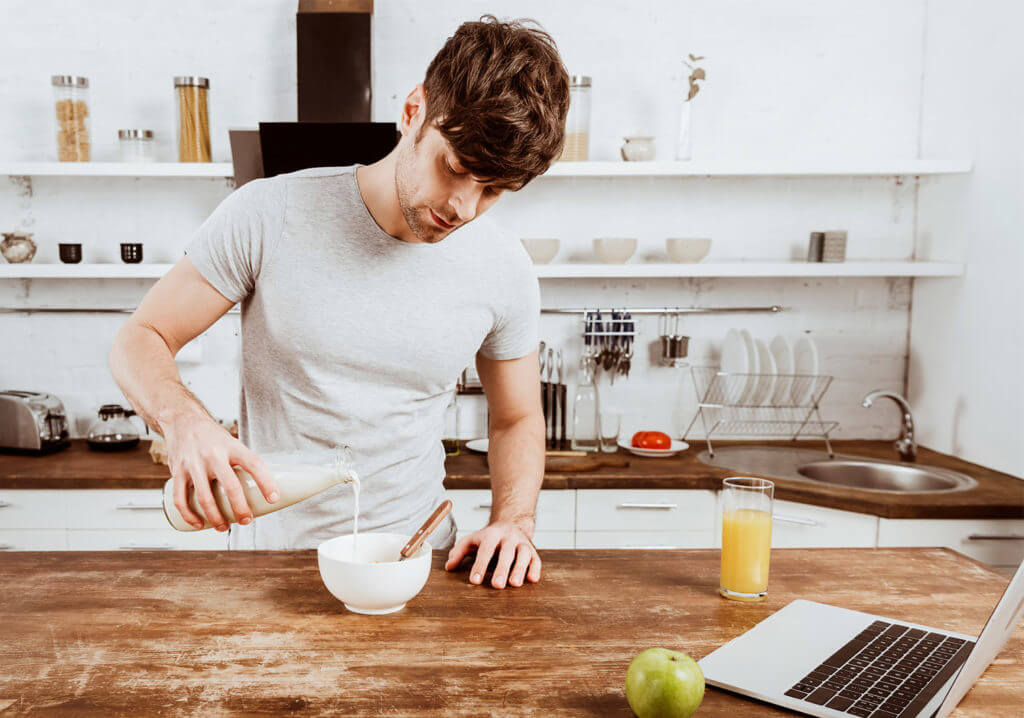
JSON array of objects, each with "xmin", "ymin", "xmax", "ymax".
[{"xmin": 540, "ymin": 305, "xmax": 784, "ymax": 315}]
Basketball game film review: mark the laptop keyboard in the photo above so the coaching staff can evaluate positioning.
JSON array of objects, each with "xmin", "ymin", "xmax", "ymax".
[{"xmin": 784, "ymin": 620, "xmax": 974, "ymax": 717}]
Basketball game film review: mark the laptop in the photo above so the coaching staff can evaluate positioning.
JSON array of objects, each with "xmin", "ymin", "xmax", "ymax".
[{"xmin": 699, "ymin": 557, "xmax": 1024, "ymax": 717}]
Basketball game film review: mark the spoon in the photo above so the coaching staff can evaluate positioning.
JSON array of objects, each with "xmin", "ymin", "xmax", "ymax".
[{"xmin": 399, "ymin": 499, "xmax": 453, "ymax": 561}]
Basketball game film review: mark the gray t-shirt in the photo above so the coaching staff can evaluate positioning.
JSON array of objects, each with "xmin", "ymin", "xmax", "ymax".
[{"xmin": 185, "ymin": 165, "xmax": 539, "ymax": 550}]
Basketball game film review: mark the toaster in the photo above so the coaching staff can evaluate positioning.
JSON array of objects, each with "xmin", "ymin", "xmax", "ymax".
[{"xmin": 0, "ymin": 390, "xmax": 71, "ymax": 455}]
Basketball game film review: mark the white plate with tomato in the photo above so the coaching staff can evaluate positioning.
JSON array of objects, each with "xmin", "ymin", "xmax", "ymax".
[{"xmin": 620, "ymin": 431, "xmax": 689, "ymax": 458}]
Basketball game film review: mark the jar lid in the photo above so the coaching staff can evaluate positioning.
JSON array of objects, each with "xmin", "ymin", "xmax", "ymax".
[
  {"xmin": 98, "ymin": 404, "xmax": 127, "ymax": 418},
  {"xmin": 51, "ymin": 75, "xmax": 89, "ymax": 88},
  {"xmin": 569, "ymin": 75, "xmax": 592, "ymax": 87},
  {"xmin": 118, "ymin": 129, "xmax": 155, "ymax": 140},
  {"xmin": 174, "ymin": 76, "xmax": 210, "ymax": 88}
]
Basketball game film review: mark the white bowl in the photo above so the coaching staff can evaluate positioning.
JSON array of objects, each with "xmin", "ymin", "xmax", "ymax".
[
  {"xmin": 317, "ymin": 533, "xmax": 432, "ymax": 614},
  {"xmin": 521, "ymin": 238, "xmax": 560, "ymax": 264},
  {"xmin": 594, "ymin": 237, "xmax": 638, "ymax": 264},
  {"xmin": 666, "ymin": 238, "xmax": 711, "ymax": 263}
]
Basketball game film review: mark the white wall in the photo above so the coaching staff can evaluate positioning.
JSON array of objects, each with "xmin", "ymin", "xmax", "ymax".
[
  {"xmin": 0, "ymin": 1, "xmax": 959, "ymax": 449},
  {"xmin": 909, "ymin": 0, "xmax": 1024, "ymax": 476}
]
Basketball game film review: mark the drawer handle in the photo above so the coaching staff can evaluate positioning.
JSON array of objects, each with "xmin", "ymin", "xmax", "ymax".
[
  {"xmin": 476, "ymin": 504, "xmax": 492, "ymax": 510},
  {"xmin": 772, "ymin": 513, "xmax": 821, "ymax": 527},
  {"xmin": 0, "ymin": 500, "xmax": 11, "ymax": 508},
  {"xmin": 116, "ymin": 503, "xmax": 165, "ymax": 511},
  {"xmin": 967, "ymin": 534, "xmax": 1024, "ymax": 541},
  {"xmin": 120, "ymin": 543, "xmax": 175, "ymax": 550},
  {"xmin": 617, "ymin": 503, "xmax": 677, "ymax": 510}
]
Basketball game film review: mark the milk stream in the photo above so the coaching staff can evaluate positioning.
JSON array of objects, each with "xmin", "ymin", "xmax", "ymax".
[{"xmin": 350, "ymin": 470, "xmax": 361, "ymax": 561}]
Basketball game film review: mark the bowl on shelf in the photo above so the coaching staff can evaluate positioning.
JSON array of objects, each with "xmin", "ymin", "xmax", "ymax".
[
  {"xmin": 521, "ymin": 238, "xmax": 560, "ymax": 264},
  {"xmin": 594, "ymin": 237, "xmax": 638, "ymax": 264},
  {"xmin": 318, "ymin": 533, "xmax": 432, "ymax": 615},
  {"xmin": 120, "ymin": 243, "xmax": 143, "ymax": 264},
  {"xmin": 666, "ymin": 238, "xmax": 711, "ymax": 263},
  {"xmin": 59, "ymin": 243, "xmax": 82, "ymax": 264},
  {"xmin": 1, "ymin": 233, "xmax": 37, "ymax": 263}
]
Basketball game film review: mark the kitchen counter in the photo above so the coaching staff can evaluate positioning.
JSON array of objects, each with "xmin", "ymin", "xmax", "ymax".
[
  {"xmin": 1, "ymin": 439, "xmax": 1021, "ymax": 519},
  {"xmin": 0, "ymin": 548, "xmax": 1019, "ymax": 715}
]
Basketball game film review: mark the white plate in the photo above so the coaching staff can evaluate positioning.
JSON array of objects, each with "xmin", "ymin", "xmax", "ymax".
[
  {"xmin": 618, "ymin": 439, "xmax": 690, "ymax": 457},
  {"xmin": 751, "ymin": 339, "xmax": 777, "ymax": 406},
  {"xmin": 769, "ymin": 335, "xmax": 794, "ymax": 406},
  {"xmin": 464, "ymin": 438, "xmax": 489, "ymax": 453},
  {"xmin": 792, "ymin": 336, "xmax": 820, "ymax": 406},
  {"xmin": 721, "ymin": 328, "xmax": 753, "ymax": 404},
  {"xmin": 738, "ymin": 329, "xmax": 759, "ymax": 404}
]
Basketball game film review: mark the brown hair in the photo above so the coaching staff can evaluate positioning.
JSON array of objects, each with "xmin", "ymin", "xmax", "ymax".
[{"xmin": 419, "ymin": 15, "xmax": 570, "ymax": 190}]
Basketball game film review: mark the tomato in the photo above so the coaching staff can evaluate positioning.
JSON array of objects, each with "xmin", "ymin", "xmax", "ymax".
[{"xmin": 631, "ymin": 431, "xmax": 672, "ymax": 450}]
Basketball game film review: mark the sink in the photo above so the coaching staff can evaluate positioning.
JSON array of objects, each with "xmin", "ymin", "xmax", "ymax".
[
  {"xmin": 697, "ymin": 446, "xmax": 978, "ymax": 494},
  {"xmin": 796, "ymin": 460, "xmax": 977, "ymax": 493}
]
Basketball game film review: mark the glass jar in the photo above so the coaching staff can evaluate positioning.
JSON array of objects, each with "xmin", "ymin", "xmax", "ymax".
[
  {"xmin": 118, "ymin": 129, "xmax": 156, "ymax": 162},
  {"xmin": 52, "ymin": 75, "xmax": 91, "ymax": 161},
  {"xmin": 86, "ymin": 404, "xmax": 141, "ymax": 452},
  {"xmin": 559, "ymin": 75, "xmax": 591, "ymax": 161},
  {"xmin": 174, "ymin": 76, "xmax": 211, "ymax": 162}
]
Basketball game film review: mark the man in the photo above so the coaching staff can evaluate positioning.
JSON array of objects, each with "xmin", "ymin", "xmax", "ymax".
[{"xmin": 109, "ymin": 16, "xmax": 570, "ymax": 591}]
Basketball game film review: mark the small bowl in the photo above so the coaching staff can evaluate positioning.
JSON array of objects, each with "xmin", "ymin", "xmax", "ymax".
[
  {"xmin": 1, "ymin": 233, "xmax": 37, "ymax": 263},
  {"xmin": 593, "ymin": 237, "xmax": 638, "ymax": 264},
  {"xmin": 666, "ymin": 237, "xmax": 711, "ymax": 263},
  {"xmin": 59, "ymin": 243, "xmax": 82, "ymax": 264},
  {"xmin": 120, "ymin": 243, "xmax": 143, "ymax": 264},
  {"xmin": 318, "ymin": 533, "xmax": 432, "ymax": 615},
  {"xmin": 521, "ymin": 238, "xmax": 560, "ymax": 264},
  {"xmin": 620, "ymin": 136, "xmax": 655, "ymax": 162}
]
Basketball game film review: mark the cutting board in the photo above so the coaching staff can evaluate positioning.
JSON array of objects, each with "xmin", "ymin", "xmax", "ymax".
[{"xmin": 484, "ymin": 452, "xmax": 630, "ymax": 472}]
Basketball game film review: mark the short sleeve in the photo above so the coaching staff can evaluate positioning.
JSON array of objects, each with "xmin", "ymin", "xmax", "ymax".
[
  {"xmin": 478, "ymin": 241, "xmax": 541, "ymax": 360},
  {"xmin": 184, "ymin": 176, "xmax": 286, "ymax": 303}
]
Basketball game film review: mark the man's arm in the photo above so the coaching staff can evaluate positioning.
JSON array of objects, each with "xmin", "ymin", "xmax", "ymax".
[
  {"xmin": 444, "ymin": 350, "xmax": 545, "ymax": 589},
  {"xmin": 109, "ymin": 257, "xmax": 278, "ymax": 531}
]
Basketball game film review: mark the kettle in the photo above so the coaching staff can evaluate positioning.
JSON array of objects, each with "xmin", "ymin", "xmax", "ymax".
[{"xmin": 86, "ymin": 404, "xmax": 144, "ymax": 452}]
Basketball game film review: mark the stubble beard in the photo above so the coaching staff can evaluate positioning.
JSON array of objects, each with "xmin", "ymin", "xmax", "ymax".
[{"xmin": 394, "ymin": 140, "xmax": 447, "ymax": 245}]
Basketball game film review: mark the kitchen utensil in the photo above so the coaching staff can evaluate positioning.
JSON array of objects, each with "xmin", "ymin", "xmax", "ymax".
[
  {"xmin": 593, "ymin": 237, "xmax": 637, "ymax": 264},
  {"xmin": 792, "ymin": 336, "xmax": 821, "ymax": 405},
  {"xmin": 86, "ymin": 404, "xmax": 143, "ymax": 451},
  {"xmin": 618, "ymin": 439, "xmax": 690, "ymax": 458},
  {"xmin": 521, "ymin": 238, "xmax": 559, "ymax": 264},
  {"xmin": 546, "ymin": 347, "xmax": 555, "ymax": 449},
  {"xmin": 556, "ymin": 350, "xmax": 567, "ymax": 449},
  {"xmin": 539, "ymin": 341, "xmax": 548, "ymax": 443},
  {"xmin": 318, "ymin": 533, "xmax": 431, "ymax": 614},
  {"xmin": 1, "ymin": 233, "xmax": 37, "ymax": 263},
  {"xmin": 619, "ymin": 312, "xmax": 634, "ymax": 377},
  {"xmin": 0, "ymin": 390, "xmax": 70, "ymax": 455},
  {"xmin": 769, "ymin": 335, "xmax": 795, "ymax": 406},
  {"xmin": 399, "ymin": 499, "xmax": 452, "ymax": 561},
  {"xmin": 666, "ymin": 237, "xmax": 711, "ymax": 263},
  {"xmin": 120, "ymin": 243, "xmax": 143, "ymax": 263},
  {"xmin": 58, "ymin": 243, "xmax": 82, "ymax": 263}
]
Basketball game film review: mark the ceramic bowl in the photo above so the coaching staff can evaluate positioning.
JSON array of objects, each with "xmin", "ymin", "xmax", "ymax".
[
  {"xmin": 318, "ymin": 532, "xmax": 431, "ymax": 615},
  {"xmin": 1, "ymin": 233, "xmax": 37, "ymax": 263},
  {"xmin": 593, "ymin": 237, "xmax": 638, "ymax": 264},
  {"xmin": 666, "ymin": 237, "xmax": 712, "ymax": 263},
  {"xmin": 521, "ymin": 238, "xmax": 560, "ymax": 264}
]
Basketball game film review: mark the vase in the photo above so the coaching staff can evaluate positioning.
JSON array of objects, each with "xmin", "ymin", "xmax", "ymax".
[{"xmin": 676, "ymin": 100, "xmax": 693, "ymax": 161}]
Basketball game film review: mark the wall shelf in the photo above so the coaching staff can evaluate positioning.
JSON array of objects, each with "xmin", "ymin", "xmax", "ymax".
[
  {"xmin": 0, "ymin": 162, "xmax": 233, "ymax": 178},
  {"xmin": 0, "ymin": 261, "xmax": 964, "ymax": 280}
]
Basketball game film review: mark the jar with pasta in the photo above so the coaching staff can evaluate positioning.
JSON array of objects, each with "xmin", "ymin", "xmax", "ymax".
[
  {"xmin": 52, "ymin": 76, "xmax": 91, "ymax": 162},
  {"xmin": 559, "ymin": 75, "xmax": 591, "ymax": 162},
  {"xmin": 174, "ymin": 76, "xmax": 211, "ymax": 162}
]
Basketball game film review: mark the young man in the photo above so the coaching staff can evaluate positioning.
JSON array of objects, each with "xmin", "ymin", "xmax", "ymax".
[{"xmin": 109, "ymin": 16, "xmax": 570, "ymax": 590}]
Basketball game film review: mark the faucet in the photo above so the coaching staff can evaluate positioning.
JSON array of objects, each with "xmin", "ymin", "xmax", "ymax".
[{"xmin": 862, "ymin": 390, "xmax": 917, "ymax": 462}]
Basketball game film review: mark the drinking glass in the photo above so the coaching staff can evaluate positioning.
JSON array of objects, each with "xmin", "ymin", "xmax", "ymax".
[
  {"xmin": 599, "ymin": 410, "xmax": 620, "ymax": 453},
  {"xmin": 720, "ymin": 477, "xmax": 774, "ymax": 601}
]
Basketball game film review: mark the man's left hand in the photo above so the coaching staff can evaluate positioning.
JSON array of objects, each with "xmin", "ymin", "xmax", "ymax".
[{"xmin": 444, "ymin": 520, "xmax": 541, "ymax": 589}]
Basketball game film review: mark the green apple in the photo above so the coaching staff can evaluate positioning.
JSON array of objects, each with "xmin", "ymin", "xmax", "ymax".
[{"xmin": 625, "ymin": 647, "xmax": 705, "ymax": 718}]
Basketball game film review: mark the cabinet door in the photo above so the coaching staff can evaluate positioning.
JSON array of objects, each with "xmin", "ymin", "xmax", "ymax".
[
  {"xmin": 0, "ymin": 490, "xmax": 67, "ymax": 529},
  {"xmin": 448, "ymin": 489, "xmax": 575, "ymax": 534},
  {"xmin": 764, "ymin": 500, "xmax": 879, "ymax": 548},
  {"xmin": 453, "ymin": 530, "xmax": 575, "ymax": 550},
  {"xmin": 65, "ymin": 489, "xmax": 169, "ymax": 530},
  {"xmin": 67, "ymin": 528, "xmax": 228, "ymax": 551},
  {"xmin": 576, "ymin": 490, "xmax": 716, "ymax": 549},
  {"xmin": 575, "ymin": 531, "xmax": 714, "ymax": 549},
  {"xmin": 0, "ymin": 529, "xmax": 68, "ymax": 550},
  {"xmin": 878, "ymin": 519, "xmax": 1024, "ymax": 567}
]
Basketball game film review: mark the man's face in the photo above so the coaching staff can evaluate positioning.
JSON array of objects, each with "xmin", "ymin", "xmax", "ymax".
[{"xmin": 394, "ymin": 122, "xmax": 511, "ymax": 244}]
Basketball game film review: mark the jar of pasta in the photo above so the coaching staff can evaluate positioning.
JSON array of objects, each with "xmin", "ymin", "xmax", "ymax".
[
  {"xmin": 559, "ymin": 75, "xmax": 591, "ymax": 162},
  {"xmin": 174, "ymin": 76, "xmax": 211, "ymax": 162},
  {"xmin": 52, "ymin": 76, "xmax": 91, "ymax": 162}
]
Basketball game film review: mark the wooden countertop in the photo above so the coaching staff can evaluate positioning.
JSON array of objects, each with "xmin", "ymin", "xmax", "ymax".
[
  {"xmin": 1, "ymin": 439, "xmax": 1021, "ymax": 520},
  {"xmin": 0, "ymin": 548, "xmax": 1019, "ymax": 716}
]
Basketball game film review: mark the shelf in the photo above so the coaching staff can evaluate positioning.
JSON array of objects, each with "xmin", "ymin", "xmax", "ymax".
[
  {"xmin": 0, "ymin": 162, "xmax": 233, "ymax": 177},
  {"xmin": 532, "ymin": 262, "xmax": 965, "ymax": 278},
  {"xmin": 0, "ymin": 261, "xmax": 964, "ymax": 280},
  {"xmin": 540, "ymin": 160, "xmax": 972, "ymax": 178}
]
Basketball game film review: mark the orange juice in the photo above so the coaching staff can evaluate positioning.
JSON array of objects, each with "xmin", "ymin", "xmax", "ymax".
[{"xmin": 721, "ymin": 508, "xmax": 772, "ymax": 600}]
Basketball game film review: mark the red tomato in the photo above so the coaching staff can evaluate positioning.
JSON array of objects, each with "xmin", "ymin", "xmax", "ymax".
[{"xmin": 631, "ymin": 431, "xmax": 672, "ymax": 449}]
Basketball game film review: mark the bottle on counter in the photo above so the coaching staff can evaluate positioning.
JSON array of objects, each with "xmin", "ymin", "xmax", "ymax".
[
  {"xmin": 52, "ymin": 75, "xmax": 91, "ymax": 161},
  {"xmin": 162, "ymin": 446, "xmax": 359, "ymax": 531}
]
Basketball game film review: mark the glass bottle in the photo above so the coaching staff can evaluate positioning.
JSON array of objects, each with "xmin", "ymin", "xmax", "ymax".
[{"xmin": 572, "ymin": 362, "xmax": 600, "ymax": 452}]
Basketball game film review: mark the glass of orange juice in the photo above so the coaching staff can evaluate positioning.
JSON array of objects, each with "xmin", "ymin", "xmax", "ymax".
[{"xmin": 720, "ymin": 477, "xmax": 774, "ymax": 601}]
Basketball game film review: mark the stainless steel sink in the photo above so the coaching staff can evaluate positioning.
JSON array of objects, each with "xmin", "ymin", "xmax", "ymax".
[{"xmin": 697, "ymin": 446, "xmax": 978, "ymax": 494}]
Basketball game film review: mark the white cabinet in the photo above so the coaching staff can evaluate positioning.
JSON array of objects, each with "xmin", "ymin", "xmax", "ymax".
[
  {"xmin": 0, "ymin": 529, "xmax": 67, "ymax": 550},
  {"xmin": 67, "ymin": 528, "xmax": 227, "ymax": 551},
  {"xmin": 64, "ymin": 489, "xmax": 169, "ymax": 530},
  {"xmin": 576, "ymin": 490, "xmax": 716, "ymax": 549},
  {"xmin": 767, "ymin": 500, "xmax": 879, "ymax": 548},
  {"xmin": 0, "ymin": 489, "xmax": 67, "ymax": 529},
  {"xmin": 448, "ymin": 489, "xmax": 575, "ymax": 549},
  {"xmin": 878, "ymin": 518, "xmax": 1024, "ymax": 568}
]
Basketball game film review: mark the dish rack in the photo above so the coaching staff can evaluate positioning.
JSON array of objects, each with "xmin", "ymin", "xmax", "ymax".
[{"xmin": 682, "ymin": 366, "xmax": 838, "ymax": 457}]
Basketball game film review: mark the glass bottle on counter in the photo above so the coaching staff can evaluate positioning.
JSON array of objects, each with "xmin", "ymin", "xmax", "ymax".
[
  {"xmin": 572, "ymin": 358, "xmax": 600, "ymax": 452},
  {"xmin": 559, "ymin": 75, "xmax": 592, "ymax": 161},
  {"xmin": 174, "ymin": 76, "xmax": 211, "ymax": 162},
  {"xmin": 52, "ymin": 75, "xmax": 91, "ymax": 161}
]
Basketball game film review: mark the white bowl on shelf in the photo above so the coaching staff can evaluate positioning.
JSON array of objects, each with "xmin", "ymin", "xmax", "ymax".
[
  {"xmin": 666, "ymin": 238, "xmax": 711, "ymax": 263},
  {"xmin": 521, "ymin": 238, "xmax": 560, "ymax": 264},
  {"xmin": 593, "ymin": 237, "xmax": 638, "ymax": 264},
  {"xmin": 317, "ymin": 533, "xmax": 432, "ymax": 615}
]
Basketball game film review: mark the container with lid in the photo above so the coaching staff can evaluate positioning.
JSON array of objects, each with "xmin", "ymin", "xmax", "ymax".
[
  {"xmin": 559, "ymin": 75, "xmax": 591, "ymax": 162},
  {"xmin": 52, "ymin": 75, "xmax": 91, "ymax": 161},
  {"xmin": 118, "ymin": 129, "xmax": 156, "ymax": 162},
  {"xmin": 86, "ymin": 404, "xmax": 142, "ymax": 452},
  {"xmin": 174, "ymin": 76, "xmax": 211, "ymax": 162}
]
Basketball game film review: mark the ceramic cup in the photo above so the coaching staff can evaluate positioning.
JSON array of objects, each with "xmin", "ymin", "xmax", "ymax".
[
  {"xmin": 521, "ymin": 238, "xmax": 560, "ymax": 264},
  {"xmin": 318, "ymin": 533, "xmax": 432, "ymax": 614},
  {"xmin": 593, "ymin": 237, "xmax": 638, "ymax": 264},
  {"xmin": 620, "ymin": 136, "xmax": 655, "ymax": 162},
  {"xmin": 666, "ymin": 237, "xmax": 712, "ymax": 263}
]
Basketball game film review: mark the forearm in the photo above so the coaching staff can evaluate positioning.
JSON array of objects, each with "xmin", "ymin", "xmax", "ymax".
[
  {"xmin": 109, "ymin": 323, "xmax": 212, "ymax": 436},
  {"xmin": 486, "ymin": 410, "xmax": 545, "ymax": 535}
]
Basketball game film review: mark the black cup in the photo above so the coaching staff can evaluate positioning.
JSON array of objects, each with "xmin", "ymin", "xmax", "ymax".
[
  {"xmin": 120, "ymin": 243, "xmax": 143, "ymax": 264},
  {"xmin": 58, "ymin": 243, "xmax": 82, "ymax": 264}
]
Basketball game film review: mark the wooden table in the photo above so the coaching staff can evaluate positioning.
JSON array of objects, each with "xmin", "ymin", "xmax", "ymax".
[{"xmin": 1, "ymin": 548, "xmax": 1020, "ymax": 716}]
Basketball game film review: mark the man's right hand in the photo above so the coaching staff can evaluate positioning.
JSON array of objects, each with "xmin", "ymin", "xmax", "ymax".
[{"xmin": 162, "ymin": 414, "xmax": 279, "ymax": 531}]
